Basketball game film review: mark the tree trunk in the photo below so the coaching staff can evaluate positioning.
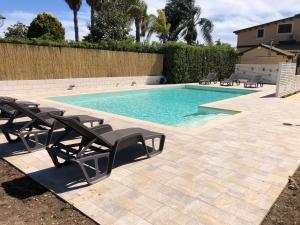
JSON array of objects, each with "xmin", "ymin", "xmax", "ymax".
[
  {"xmin": 135, "ymin": 19, "xmax": 141, "ymax": 42},
  {"xmin": 91, "ymin": 4, "xmax": 95, "ymax": 32},
  {"xmin": 73, "ymin": 10, "xmax": 79, "ymax": 42}
]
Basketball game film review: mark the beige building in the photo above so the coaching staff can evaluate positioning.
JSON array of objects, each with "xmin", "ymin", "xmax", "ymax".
[
  {"xmin": 239, "ymin": 44, "xmax": 294, "ymax": 64},
  {"xmin": 234, "ymin": 14, "xmax": 300, "ymax": 65}
]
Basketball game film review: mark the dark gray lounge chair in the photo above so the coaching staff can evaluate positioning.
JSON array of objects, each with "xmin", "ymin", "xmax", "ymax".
[
  {"xmin": 0, "ymin": 97, "xmax": 39, "ymax": 120},
  {"xmin": 199, "ymin": 73, "xmax": 218, "ymax": 85},
  {"xmin": 46, "ymin": 114, "xmax": 165, "ymax": 185},
  {"xmin": 0, "ymin": 101, "xmax": 104, "ymax": 152},
  {"xmin": 220, "ymin": 73, "xmax": 241, "ymax": 86},
  {"xmin": 244, "ymin": 75, "xmax": 263, "ymax": 88}
]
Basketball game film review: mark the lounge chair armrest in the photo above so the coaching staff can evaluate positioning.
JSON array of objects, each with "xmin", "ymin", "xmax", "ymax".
[
  {"xmin": 63, "ymin": 115, "xmax": 82, "ymax": 122},
  {"xmin": 76, "ymin": 151, "xmax": 110, "ymax": 161},
  {"xmin": 21, "ymin": 103, "xmax": 39, "ymax": 108},
  {"xmin": 91, "ymin": 124, "xmax": 113, "ymax": 134},
  {"xmin": 37, "ymin": 110, "xmax": 65, "ymax": 119},
  {"xmin": 20, "ymin": 129, "xmax": 49, "ymax": 137},
  {"xmin": 63, "ymin": 115, "xmax": 104, "ymax": 125}
]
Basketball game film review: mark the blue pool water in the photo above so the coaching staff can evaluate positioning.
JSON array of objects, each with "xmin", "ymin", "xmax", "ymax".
[{"xmin": 50, "ymin": 86, "xmax": 255, "ymax": 128}]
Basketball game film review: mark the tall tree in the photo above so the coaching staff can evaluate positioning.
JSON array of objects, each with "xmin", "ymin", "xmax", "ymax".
[
  {"xmin": 127, "ymin": 0, "xmax": 147, "ymax": 42},
  {"xmin": 84, "ymin": 1, "xmax": 131, "ymax": 42},
  {"xmin": 146, "ymin": 9, "xmax": 171, "ymax": 43},
  {"xmin": 86, "ymin": 0, "xmax": 104, "ymax": 32},
  {"xmin": 65, "ymin": 0, "xmax": 82, "ymax": 42},
  {"xmin": 165, "ymin": 0, "xmax": 213, "ymax": 45},
  {"xmin": 165, "ymin": 0, "xmax": 187, "ymax": 41}
]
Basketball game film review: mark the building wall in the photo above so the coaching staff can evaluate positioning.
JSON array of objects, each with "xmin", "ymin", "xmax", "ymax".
[
  {"xmin": 235, "ymin": 64, "xmax": 279, "ymax": 84},
  {"xmin": 0, "ymin": 43, "xmax": 164, "ymax": 80},
  {"xmin": 236, "ymin": 17, "xmax": 300, "ymax": 48},
  {"xmin": 240, "ymin": 47, "xmax": 291, "ymax": 64},
  {"xmin": 276, "ymin": 63, "xmax": 300, "ymax": 97}
]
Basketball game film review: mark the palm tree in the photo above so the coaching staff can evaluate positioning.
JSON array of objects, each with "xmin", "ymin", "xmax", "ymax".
[
  {"xmin": 165, "ymin": 0, "xmax": 213, "ymax": 45},
  {"xmin": 65, "ymin": 0, "xmax": 82, "ymax": 42},
  {"xmin": 86, "ymin": 0, "xmax": 105, "ymax": 32},
  {"xmin": 127, "ymin": 0, "xmax": 147, "ymax": 42},
  {"xmin": 146, "ymin": 10, "xmax": 171, "ymax": 43},
  {"xmin": 178, "ymin": 6, "xmax": 213, "ymax": 45}
]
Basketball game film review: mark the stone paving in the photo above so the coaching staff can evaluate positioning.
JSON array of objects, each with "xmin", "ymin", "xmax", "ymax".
[
  {"xmin": 287, "ymin": 92, "xmax": 300, "ymax": 101},
  {"xmin": 1, "ymin": 84, "xmax": 300, "ymax": 225}
]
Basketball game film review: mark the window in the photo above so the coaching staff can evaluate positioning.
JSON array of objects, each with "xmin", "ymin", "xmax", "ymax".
[
  {"xmin": 257, "ymin": 28, "xmax": 264, "ymax": 38},
  {"xmin": 278, "ymin": 23, "xmax": 293, "ymax": 34}
]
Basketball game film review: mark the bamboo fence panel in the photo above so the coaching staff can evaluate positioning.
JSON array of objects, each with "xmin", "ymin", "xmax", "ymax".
[{"xmin": 0, "ymin": 43, "xmax": 164, "ymax": 80}]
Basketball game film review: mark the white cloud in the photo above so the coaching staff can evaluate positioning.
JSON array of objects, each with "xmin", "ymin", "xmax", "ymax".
[
  {"xmin": 2, "ymin": 1, "xmax": 300, "ymax": 45},
  {"xmin": 147, "ymin": 0, "xmax": 166, "ymax": 14},
  {"xmin": 0, "ymin": 11, "xmax": 36, "ymax": 36},
  {"xmin": 198, "ymin": 0, "xmax": 300, "ymax": 45}
]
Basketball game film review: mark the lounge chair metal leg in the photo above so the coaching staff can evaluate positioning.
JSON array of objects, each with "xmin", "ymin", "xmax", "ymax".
[
  {"xmin": 2, "ymin": 132, "xmax": 21, "ymax": 143},
  {"xmin": 46, "ymin": 127, "xmax": 72, "ymax": 147},
  {"xmin": 48, "ymin": 151, "xmax": 71, "ymax": 167},
  {"xmin": 148, "ymin": 135, "xmax": 165, "ymax": 157},
  {"xmin": 1, "ymin": 121, "xmax": 34, "ymax": 144},
  {"xmin": 46, "ymin": 128, "xmax": 54, "ymax": 147},
  {"xmin": 76, "ymin": 152, "xmax": 111, "ymax": 185},
  {"xmin": 19, "ymin": 130, "xmax": 48, "ymax": 152},
  {"xmin": 107, "ymin": 150, "xmax": 116, "ymax": 175}
]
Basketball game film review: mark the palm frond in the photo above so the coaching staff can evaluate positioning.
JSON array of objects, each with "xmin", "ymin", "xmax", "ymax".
[
  {"xmin": 86, "ymin": 0, "xmax": 104, "ymax": 9},
  {"xmin": 127, "ymin": 1, "xmax": 147, "ymax": 20},
  {"xmin": 65, "ymin": 0, "xmax": 82, "ymax": 11},
  {"xmin": 198, "ymin": 18, "xmax": 214, "ymax": 44}
]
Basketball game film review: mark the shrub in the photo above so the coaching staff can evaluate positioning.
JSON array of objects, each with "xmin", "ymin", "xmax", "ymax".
[
  {"xmin": 4, "ymin": 22, "xmax": 28, "ymax": 39},
  {"xmin": 163, "ymin": 42, "xmax": 239, "ymax": 83},
  {"xmin": 27, "ymin": 13, "xmax": 65, "ymax": 40},
  {"xmin": 0, "ymin": 37, "xmax": 163, "ymax": 53}
]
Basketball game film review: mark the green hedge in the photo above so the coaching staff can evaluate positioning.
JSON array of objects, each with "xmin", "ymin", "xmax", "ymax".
[
  {"xmin": 163, "ymin": 42, "xmax": 239, "ymax": 83},
  {"xmin": 0, "ymin": 38, "xmax": 163, "ymax": 53}
]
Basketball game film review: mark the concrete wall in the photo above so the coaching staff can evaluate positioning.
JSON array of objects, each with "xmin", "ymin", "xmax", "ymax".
[
  {"xmin": 240, "ymin": 47, "xmax": 291, "ymax": 64},
  {"xmin": 236, "ymin": 17, "xmax": 300, "ymax": 48},
  {"xmin": 235, "ymin": 64, "xmax": 279, "ymax": 84},
  {"xmin": 276, "ymin": 63, "xmax": 300, "ymax": 97},
  {"xmin": 0, "ymin": 75, "xmax": 163, "ymax": 93},
  {"xmin": 0, "ymin": 43, "xmax": 164, "ymax": 80}
]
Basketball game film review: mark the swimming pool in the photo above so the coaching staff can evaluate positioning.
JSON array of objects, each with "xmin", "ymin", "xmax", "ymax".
[{"xmin": 50, "ymin": 86, "xmax": 255, "ymax": 128}]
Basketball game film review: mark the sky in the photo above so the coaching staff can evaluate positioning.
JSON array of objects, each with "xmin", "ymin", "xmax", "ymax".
[{"xmin": 1, "ymin": 0, "xmax": 300, "ymax": 46}]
